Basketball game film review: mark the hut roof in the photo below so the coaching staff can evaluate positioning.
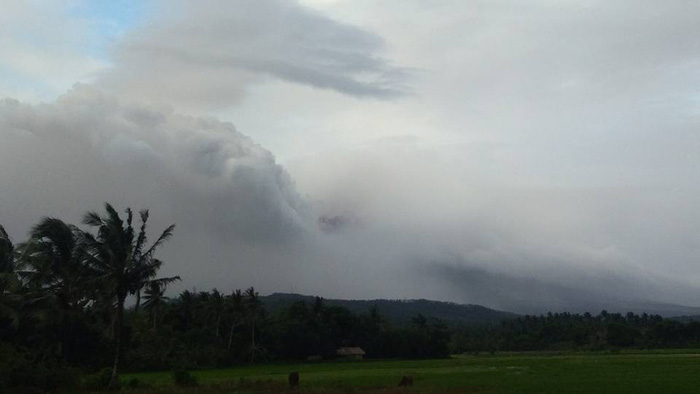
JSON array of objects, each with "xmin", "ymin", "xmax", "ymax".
[{"xmin": 336, "ymin": 347, "xmax": 366, "ymax": 356}]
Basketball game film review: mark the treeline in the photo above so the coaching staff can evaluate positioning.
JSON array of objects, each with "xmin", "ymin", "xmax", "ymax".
[
  {"xmin": 451, "ymin": 311, "xmax": 700, "ymax": 353},
  {"xmin": 127, "ymin": 289, "xmax": 451, "ymax": 372}
]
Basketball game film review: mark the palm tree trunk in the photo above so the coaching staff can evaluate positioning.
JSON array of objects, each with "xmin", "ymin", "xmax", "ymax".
[
  {"xmin": 228, "ymin": 321, "xmax": 235, "ymax": 350},
  {"xmin": 250, "ymin": 320, "xmax": 255, "ymax": 363},
  {"xmin": 108, "ymin": 309, "xmax": 116, "ymax": 339},
  {"xmin": 109, "ymin": 296, "xmax": 125, "ymax": 389},
  {"xmin": 134, "ymin": 288, "xmax": 141, "ymax": 313},
  {"xmin": 152, "ymin": 307, "xmax": 157, "ymax": 331},
  {"xmin": 65, "ymin": 311, "xmax": 77, "ymax": 363}
]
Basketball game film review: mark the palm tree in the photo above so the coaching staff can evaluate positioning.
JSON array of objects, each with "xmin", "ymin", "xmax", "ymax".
[
  {"xmin": 142, "ymin": 277, "xmax": 179, "ymax": 331},
  {"xmin": 80, "ymin": 203, "xmax": 175, "ymax": 388},
  {"xmin": 135, "ymin": 272, "xmax": 180, "ymax": 317},
  {"xmin": 0, "ymin": 224, "xmax": 21, "ymax": 328},
  {"xmin": 177, "ymin": 290, "xmax": 195, "ymax": 331},
  {"xmin": 193, "ymin": 289, "xmax": 226, "ymax": 337},
  {"xmin": 19, "ymin": 218, "xmax": 93, "ymax": 361},
  {"xmin": 0, "ymin": 224, "xmax": 14, "ymax": 273},
  {"xmin": 208, "ymin": 289, "xmax": 225, "ymax": 337},
  {"xmin": 313, "ymin": 296, "xmax": 324, "ymax": 317},
  {"xmin": 226, "ymin": 289, "xmax": 244, "ymax": 351},
  {"xmin": 21, "ymin": 218, "xmax": 91, "ymax": 309},
  {"xmin": 197, "ymin": 290, "xmax": 211, "ymax": 326},
  {"xmin": 244, "ymin": 287, "xmax": 263, "ymax": 363},
  {"xmin": 129, "ymin": 211, "xmax": 180, "ymax": 314}
]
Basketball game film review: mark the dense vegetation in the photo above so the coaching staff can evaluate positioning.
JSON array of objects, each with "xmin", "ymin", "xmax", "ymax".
[
  {"xmin": 3, "ymin": 203, "xmax": 700, "ymax": 392},
  {"xmin": 0, "ymin": 203, "xmax": 176, "ymax": 390},
  {"xmin": 121, "ymin": 288, "xmax": 451, "ymax": 370},
  {"xmin": 452, "ymin": 311, "xmax": 700, "ymax": 353}
]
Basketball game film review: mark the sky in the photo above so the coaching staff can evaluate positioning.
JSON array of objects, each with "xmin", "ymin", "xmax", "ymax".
[{"xmin": 1, "ymin": 0, "xmax": 699, "ymax": 314}]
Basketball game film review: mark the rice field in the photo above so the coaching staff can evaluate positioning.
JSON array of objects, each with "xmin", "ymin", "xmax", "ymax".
[{"xmin": 120, "ymin": 350, "xmax": 700, "ymax": 393}]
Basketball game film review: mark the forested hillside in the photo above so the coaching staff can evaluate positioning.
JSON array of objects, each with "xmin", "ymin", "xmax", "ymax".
[{"xmin": 263, "ymin": 293, "xmax": 517, "ymax": 326}]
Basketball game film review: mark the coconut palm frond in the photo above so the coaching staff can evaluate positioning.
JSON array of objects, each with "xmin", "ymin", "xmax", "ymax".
[
  {"xmin": 82, "ymin": 211, "xmax": 104, "ymax": 227},
  {"xmin": 0, "ymin": 224, "xmax": 15, "ymax": 273},
  {"xmin": 143, "ymin": 224, "xmax": 175, "ymax": 258},
  {"xmin": 133, "ymin": 210, "xmax": 149, "ymax": 258},
  {"xmin": 150, "ymin": 275, "xmax": 181, "ymax": 287}
]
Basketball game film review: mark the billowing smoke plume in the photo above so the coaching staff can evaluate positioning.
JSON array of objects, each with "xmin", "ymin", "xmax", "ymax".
[
  {"xmin": 3, "ymin": 0, "xmax": 700, "ymax": 315},
  {"xmin": 0, "ymin": 85, "xmax": 315, "ymax": 289},
  {"xmin": 2, "ymin": 85, "xmax": 700, "ymax": 314},
  {"xmin": 98, "ymin": 0, "xmax": 408, "ymax": 110}
]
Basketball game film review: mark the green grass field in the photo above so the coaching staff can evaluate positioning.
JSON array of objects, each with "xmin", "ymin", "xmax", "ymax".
[{"xmin": 121, "ymin": 350, "xmax": 700, "ymax": 393}]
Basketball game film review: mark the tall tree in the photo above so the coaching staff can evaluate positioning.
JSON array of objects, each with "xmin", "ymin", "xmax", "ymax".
[
  {"xmin": 227, "ymin": 289, "xmax": 244, "ymax": 351},
  {"xmin": 0, "ymin": 224, "xmax": 21, "ymax": 329},
  {"xmin": 129, "ymin": 211, "xmax": 180, "ymax": 314},
  {"xmin": 208, "ymin": 289, "xmax": 225, "ymax": 338},
  {"xmin": 0, "ymin": 224, "xmax": 14, "ymax": 273},
  {"xmin": 80, "ymin": 203, "xmax": 175, "ymax": 388},
  {"xmin": 177, "ymin": 290, "xmax": 195, "ymax": 331},
  {"xmin": 19, "ymin": 218, "xmax": 92, "ymax": 361},
  {"xmin": 245, "ymin": 287, "xmax": 262, "ymax": 363},
  {"xmin": 142, "ymin": 277, "xmax": 179, "ymax": 331},
  {"xmin": 21, "ymin": 219, "xmax": 91, "ymax": 307}
]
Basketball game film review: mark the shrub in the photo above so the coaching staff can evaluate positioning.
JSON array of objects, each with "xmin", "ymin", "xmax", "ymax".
[
  {"xmin": 41, "ymin": 365, "xmax": 81, "ymax": 390},
  {"xmin": 172, "ymin": 369, "xmax": 198, "ymax": 387},
  {"xmin": 84, "ymin": 367, "xmax": 115, "ymax": 390},
  {"xmin": 0, "ymin": 344, "xmax": 80, "ymax": 391},
  {"xmin": 126, "ymin": 377, "xmax": 148, "ymax": 389}
]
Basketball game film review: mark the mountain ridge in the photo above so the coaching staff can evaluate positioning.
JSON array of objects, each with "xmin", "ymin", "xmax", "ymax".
[{"xmin": 262, "ymin": 292, "xmax": 518, "ymax": 326}]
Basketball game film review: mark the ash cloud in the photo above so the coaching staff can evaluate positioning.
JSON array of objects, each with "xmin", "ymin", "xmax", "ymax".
[
  {"xmin": 0, "ymin": 85, "xmax": 313, "ymax": 290},
  {"xmin": 98, "ymin": 0, "xmax": 408, "ymax": 110},
  {"xmin": 2, "ymin": 86, "xmax": 700, "ymax": 314},
  {"xmin": 2, "ymin": 0, "xmax": 700, "ymax": 315},
  {"xmin": 430, "ymin": 259, "xmax": 700, "ymax": 316}
]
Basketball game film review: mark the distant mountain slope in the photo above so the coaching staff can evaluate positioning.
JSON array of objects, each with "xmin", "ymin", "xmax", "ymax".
[
  {"xmin": 609, "ymin": 302, "xmax": 700, "ymax": 318},
  {"xmin": 669, "ymin": 315, "xmax": 700, "ymax": 323},
  {"xmin": 545, "ymin": 300, "xmax": 700, "ymax": 318},
  {"xmin": 262, "ymin": 293, "xmax": 517, "ymax": 326}
]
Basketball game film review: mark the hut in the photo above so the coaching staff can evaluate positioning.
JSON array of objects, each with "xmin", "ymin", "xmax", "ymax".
[{"xmin": 336, "ymin": 347, "xmax": 366, "ymax": 360}]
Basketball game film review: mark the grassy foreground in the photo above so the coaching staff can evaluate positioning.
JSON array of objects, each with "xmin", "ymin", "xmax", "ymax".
[{"xmin": 121, "ymin": 350, "xmax": 700, "ymax": 393}]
